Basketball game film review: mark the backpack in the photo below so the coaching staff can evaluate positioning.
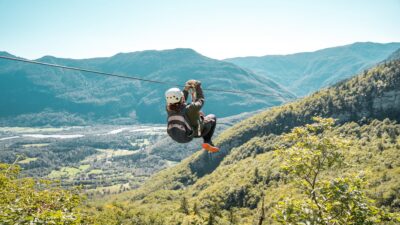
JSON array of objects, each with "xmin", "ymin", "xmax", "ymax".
[{"xmin": 167, "ymin": 108, "xmax": 194, "ymax": 143}]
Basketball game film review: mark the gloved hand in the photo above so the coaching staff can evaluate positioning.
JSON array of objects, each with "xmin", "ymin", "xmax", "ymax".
[{"xmin": 184, "ymin": 80, "xmax": 201, "ymax": 91}]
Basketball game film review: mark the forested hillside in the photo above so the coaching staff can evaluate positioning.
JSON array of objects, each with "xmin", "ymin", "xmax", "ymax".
[
  {"xmin": 226, "ymin": 42, "xmax": 400, "ymax": 96},
  {"xmin": 82, "ymin": 56, "xmax": 400, "ymax": 224},
  {"xmin": 0, "ymin": 49, "xmax": 293, "ymax": 126}
]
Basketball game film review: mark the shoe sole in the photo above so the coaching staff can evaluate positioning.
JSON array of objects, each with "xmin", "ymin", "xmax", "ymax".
[{"xmin": 202, "ymin": 143, "xmax": 219, "ymax": 153}]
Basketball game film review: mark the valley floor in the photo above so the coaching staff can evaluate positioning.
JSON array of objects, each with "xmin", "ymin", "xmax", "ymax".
[{"xmin": 0, "ymin": 125, "xmax": 188, "ymax": 196}]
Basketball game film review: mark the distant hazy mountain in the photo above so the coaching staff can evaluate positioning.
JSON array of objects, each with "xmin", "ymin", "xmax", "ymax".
[
  {"xmin": 225, "ymin": 42, "xmax": 400, "ymax": 96},
  {"xmin": 387, "ymin": 48, "xmax": 400, "ymax": 61},
  {"xmin": 0, "ymin": 49, "xmax": 293, "ymax": 125}
]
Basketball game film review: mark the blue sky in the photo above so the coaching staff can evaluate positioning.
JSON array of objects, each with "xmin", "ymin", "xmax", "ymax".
[{"xmin": 0, "ymin": 0, "xmax": 399, "ymax": 59}]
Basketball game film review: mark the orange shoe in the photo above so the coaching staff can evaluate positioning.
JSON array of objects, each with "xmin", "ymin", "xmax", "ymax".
[{"xmin": 202, "ymin": 143, "xmax": 220, "ymax": 153}]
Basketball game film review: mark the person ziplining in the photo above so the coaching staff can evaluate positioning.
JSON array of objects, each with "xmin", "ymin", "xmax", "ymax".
[{"xmin": 165, "ymin": 80, "xmax": 219, "ymax": 153}]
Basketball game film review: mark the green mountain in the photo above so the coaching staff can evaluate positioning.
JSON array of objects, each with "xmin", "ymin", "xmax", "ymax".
[
  {"xmin": 225, "ymin": 42, "xmax": 400, "ymax": 96},
  {"xmin": 0, "ymin": 49, "xmax": 293, "ymax": 125},
  {"xmin": 387, "ymin": 48, "xmax": 400, "ymax": 61},
  {"xmin": 88, "ymin": 55, "xmax": 400, "ymax": 223}
]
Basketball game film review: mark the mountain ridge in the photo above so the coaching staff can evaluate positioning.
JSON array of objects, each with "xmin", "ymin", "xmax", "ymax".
[
  {"xmin": 226, "ymin": 42, "xmax": 400, "ymax": 59},
  {"xmin": 1, "ymin": 42, "xmax": 398, "ymax": 127},
  {"xmin": 0, "ymin": 49, "xmax": 293, "ymax": 125},
  {"xmin": 225, "ymin": 42, "xmax": 400, "ymax": 96}
]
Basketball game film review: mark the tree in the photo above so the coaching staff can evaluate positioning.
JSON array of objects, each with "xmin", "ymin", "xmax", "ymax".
[
  {"xmin": 180, "ymin": 197, "xmax": 190, "ymax": 215},
  {"xmin": 192, "ymin": 202, "xmax": 200, "ymax": 215},
  {"xmin": 204, "ymin": 197, "xmax": 222, "ymax": 225},
  {"xmin": 253, "ymin": 167, "xmax": 261, "ymax": 184},
  {"xmin": 273, "ymin": 118, "xmax": 398, "ymax": 225},
  {"xmin": 206, "ymin": 212, "xmax": 215, "ymax": 225},
  {"xmin": 0, "ymin": 163, "xmax": 91, "ymax": 224},
  {"xmin": 256, "ymin": 194, "xmax": 265, "ymax": 225},
  {"xmin": 227, "ymin": 207, "xmax": 237, "ymax": 225}
]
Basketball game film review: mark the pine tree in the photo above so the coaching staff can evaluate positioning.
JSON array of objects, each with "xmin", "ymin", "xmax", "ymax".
[
  {"xmin": 180, "ymin": 197, "xmax": 189, "ymax": 215},
  {"xmin": 193, "ymin": 202, "xmax": 200, "ymax": 215},
  {"xmin": 256, "ymin": 194, "xmax": 265, "ymax": 225}
]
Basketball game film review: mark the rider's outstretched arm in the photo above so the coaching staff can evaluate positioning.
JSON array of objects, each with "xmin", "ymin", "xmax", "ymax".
[{"xmin": 185, "ymin": 80, "xmax": 204, "ymax": 111}]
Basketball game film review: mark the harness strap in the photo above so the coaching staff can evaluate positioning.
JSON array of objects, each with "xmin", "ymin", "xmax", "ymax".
[
  {"xmin": 168, "ymin": 123, "xmax": 185, "ymax": 130},
  {"xmin": 168, "ymin": 115, "xmax": 192, "ymax": 130}
]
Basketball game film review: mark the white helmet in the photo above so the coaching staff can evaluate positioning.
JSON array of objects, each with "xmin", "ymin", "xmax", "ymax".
[{"xmin": 165, "ymin": 88, "xmax": 183, "ymax": 104}]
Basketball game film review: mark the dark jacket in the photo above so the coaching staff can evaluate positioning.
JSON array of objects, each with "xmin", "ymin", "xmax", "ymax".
[{"xmin": 183, "ymin": 83, "xmax": 204, "ymax": 136}]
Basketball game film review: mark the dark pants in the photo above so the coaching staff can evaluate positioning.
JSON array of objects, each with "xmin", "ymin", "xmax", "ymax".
[{"xmin": 201, "ymin": 114, "xmax": 216, "ymax": 144}]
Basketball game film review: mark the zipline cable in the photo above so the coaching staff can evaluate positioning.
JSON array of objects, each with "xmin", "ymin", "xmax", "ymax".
[{"xmin": 0, "ymin": 55, "xmax": 285, "ymax": 98}]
